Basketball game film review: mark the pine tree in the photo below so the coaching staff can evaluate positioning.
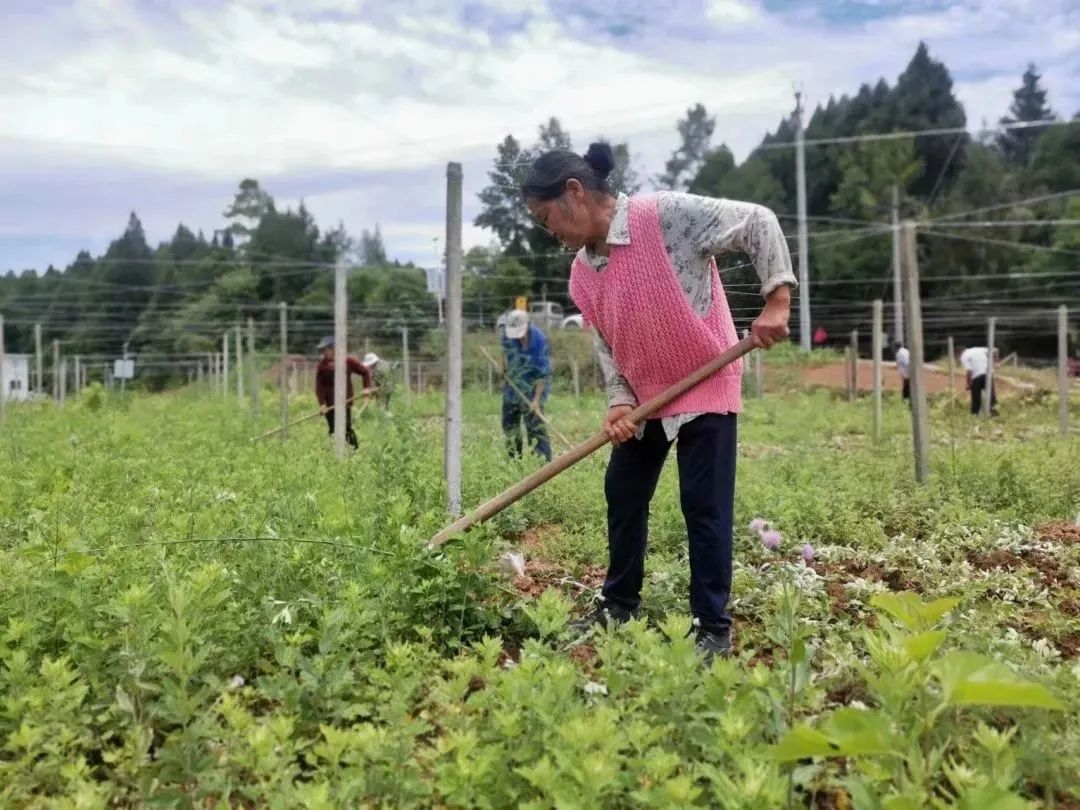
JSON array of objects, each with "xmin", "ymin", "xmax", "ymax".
[
  {"xmin": 658, "ymin": 104, "xmax": 715, "ymax": 190},
  {"xmin": 890, "ymin": 43, "xmax": 968, "ymax": 198},
  {"xmin": 997, "ymin": 64, "xmax": 1056, "ymax": 166},
  {"xmin": 475, "ymin": 134, "xmax": 535, "ymax": 256}
]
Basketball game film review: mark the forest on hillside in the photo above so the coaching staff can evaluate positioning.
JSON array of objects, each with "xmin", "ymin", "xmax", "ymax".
[{"xmin": 2, "ymin": 43, "xmax": 1077, "ymax": 386}]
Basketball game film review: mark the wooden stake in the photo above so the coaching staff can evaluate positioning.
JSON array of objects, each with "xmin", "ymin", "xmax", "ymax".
[
  {"xmin": 946, "ymin": 336, "xmax": 955, "ymax": 397},
  {"xmin": 984, "ymin": 317, "xmax": 996, "ymax": 418},
  {"xmin": 849, "ymin": 329, "xmax": 859, "ymax": 400},
  {"xmin": 279, "ymin": 303, "xmax": 288, "ymax": 442},
  {"xmin": 52, "ymin": 340, "xmax": 60, "ymax": 401},
  {"xmin": 34, "ymin": 323, "xmax": 42, "ymax": 397},
  {"xmin": 1058, "ymin": 305, "xmax": 1068, "ymax": 435},
  {"xmin": 401, "ymin": 326, "xmax": 410, "ymax": 404},
  {"xmin": 901, "ymin": 221, "xmax": 929, "ymax": 484},
  {"xmin": 248, "ymin": 316, "xmax": 258, "ymax": 415},
  {"xmin": 872, "ymin": 300, "xmax": 882, "ymax": 441},
  {"xmin": 333, "ymin": 256, "xmax": 347, "ymax": 459},
  {"xmin": 235, "ymin": 326, "xmax": 244, "ymax": 401},
  {"xmin": 222, "ymin": 333, "xmax": 229, "ymax": 398},
  {"xmin": 844, "ymin": 346, "xmax": 853, "ymax": 401},
  {"xmin": 445, "ymin": 162, "xmax": 464, "ymax": 516},
  {"xmin": 0, "ymin": 313, "xmax": 5, "ymax": 424}
]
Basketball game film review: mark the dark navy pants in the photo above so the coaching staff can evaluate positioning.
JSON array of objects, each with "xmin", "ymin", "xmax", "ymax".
[
  {"xmin": 970, "ymin": 375, "xmax": 997, "ymax": 415},
  {"xmin": 502, "ymin": 395, "xmax": 552, "ymax": 462},
  {"xmin": 602, "ymin": 414, "xmax": 736, "ymax": 633}
]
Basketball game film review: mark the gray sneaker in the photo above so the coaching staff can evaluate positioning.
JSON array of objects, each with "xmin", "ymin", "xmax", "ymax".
[
  {"xmin": 690, "ymin": 618, "xmax": 732, "ymax": 662},
  {"xmin": 569, "ymin": 599, "xmax": 636, "ymax": 634}
]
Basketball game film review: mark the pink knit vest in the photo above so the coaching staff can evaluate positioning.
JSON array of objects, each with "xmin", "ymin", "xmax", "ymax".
[{"xmin": 569, "ymin": 194, "xmax": 743, "ymax": 418}]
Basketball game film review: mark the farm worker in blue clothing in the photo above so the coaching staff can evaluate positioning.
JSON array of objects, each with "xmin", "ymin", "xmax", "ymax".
[{"xmin": 501, "ymin": 309, "xmax": 552, "ymax": 461}]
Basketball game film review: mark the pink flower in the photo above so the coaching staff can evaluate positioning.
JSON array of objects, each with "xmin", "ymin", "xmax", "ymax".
[
  {"xmin": 802, "ymin": 543, "xmax": 816, "ymax": 563},
  {"xmin": 762, "ymin": 530, "xmax": 782, "ymax": 551},
  {"xmin": 749, "ymin": 518, "xmax": 770, "ymax": 536}
]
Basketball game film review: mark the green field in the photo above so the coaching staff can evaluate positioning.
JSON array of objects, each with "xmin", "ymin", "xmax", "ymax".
[{"xmin": 2, "ymin": 381, "xmax": 1079, "ymax": 808}]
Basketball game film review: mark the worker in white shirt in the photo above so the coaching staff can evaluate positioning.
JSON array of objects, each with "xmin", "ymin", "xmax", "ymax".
[
  {"xmin": 959, "ymin": 346, "xmax": 998, "ymax": 416},
  {"xmin": 893, "ymin": 343, "xmax": 911, "ymax": 402}
]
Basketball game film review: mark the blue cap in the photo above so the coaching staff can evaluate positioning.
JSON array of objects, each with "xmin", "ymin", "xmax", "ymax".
[{"xmin": 317, "ymin": 336, "xmax": 334, "ymax": 351}]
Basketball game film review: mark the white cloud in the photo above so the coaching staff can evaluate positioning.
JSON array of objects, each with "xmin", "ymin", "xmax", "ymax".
[{"xmin": 706, "ymin": 0, "xmax": 761, "ymax": 26}]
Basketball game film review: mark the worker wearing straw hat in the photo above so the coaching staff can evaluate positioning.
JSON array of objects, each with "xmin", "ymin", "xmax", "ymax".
[{"xmin": 522, "ymin": 142, "xmax": 794, "ymax": 660}]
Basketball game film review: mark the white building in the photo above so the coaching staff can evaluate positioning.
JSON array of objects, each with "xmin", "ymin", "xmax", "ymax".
[{"xmin": 2, "ymin": 353, "xmax": 30, "ymax": 401}]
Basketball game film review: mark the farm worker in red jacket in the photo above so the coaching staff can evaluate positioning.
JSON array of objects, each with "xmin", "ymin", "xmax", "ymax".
[
  {"xmin": 314, "ymin": 336, "xmax": 372, "ymax": 449},
  {"xmin": 522, "ymin": 143, "xmax": 795, "ymax": 661}
]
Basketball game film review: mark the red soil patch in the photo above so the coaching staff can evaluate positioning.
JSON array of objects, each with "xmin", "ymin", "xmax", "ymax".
[
  {"xmin": 1057, "ymin": 632, "xmax": 1080, "ymax": 659},
  {"xmin": 512, "ymin": 559, "xmax": 607, "ymax": 598},
  {"xmin": 969, "ymin": 549, "xmax": 1025, "ymax": 571},
  {"xmin": 969, "ymin": 547, "xmax": 1072, "ymax": 588},
  {"xmin": 568, "ymin": 644, "xmax": 598, "ymax": 666},
  {"xmin": 1036, "ymin": 521, "xmax": 1080, "ymax": 546}
]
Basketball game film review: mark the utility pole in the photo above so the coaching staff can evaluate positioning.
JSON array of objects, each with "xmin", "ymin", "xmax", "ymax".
[
  {"xmin": 333, "ymin": 256, "xmax": 348, "ymax": 459},
  {"xmin": 891, "ymin": 185, "xmax": 904, "ymax": 346},
  {"xmin": 74, "ymin": 355, "xmax": 81, "ymax": 396},
  {"xmin": 794, "ymin": 90, "xmax": 811, "ymax": 351},
  {"xmin": 444, "ymin": 162, "xmax": 464, "ymax": 517}
]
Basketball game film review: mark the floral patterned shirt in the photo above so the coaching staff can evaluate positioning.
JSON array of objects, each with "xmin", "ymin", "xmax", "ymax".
[{"xmin": 580, "ymin": 192, "xmax": 795, "ymax": 440}]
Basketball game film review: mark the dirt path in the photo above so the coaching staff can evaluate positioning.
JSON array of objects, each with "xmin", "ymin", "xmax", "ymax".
[{"xmin": 800, "ymin": 360, "xmax": 1019, "ymax": 395}]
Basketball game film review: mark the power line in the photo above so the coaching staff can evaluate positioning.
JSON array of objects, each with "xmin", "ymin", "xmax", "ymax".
[
  {"xmin": 920, "ymin": 229, "xmax": 1080, "ymax": 258},
  {"xmin": 757, "ymin": 117, "xmax": 1075, "ymax": 150},
  {"xmin": 929, "ymin": 220, "xmax": 1080, "ymax": 229},
  {"xmin": 928, "ymin": 189, "xmax": 1080, "ymax": 223}
]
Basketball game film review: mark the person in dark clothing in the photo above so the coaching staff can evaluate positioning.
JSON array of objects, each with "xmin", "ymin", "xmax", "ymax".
[
  {"xmin": 521, "ymin": 143, "xmax": 794, "ymax": 662},
  {"xmin": 314, "ymin": 336, "xmax": 372, "ymax": 448}
]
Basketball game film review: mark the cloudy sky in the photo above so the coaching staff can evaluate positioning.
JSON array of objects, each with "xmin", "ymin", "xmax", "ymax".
[{"xmin": 2, "ymin": 0, "xmax": 1078, "ymax": 274}]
